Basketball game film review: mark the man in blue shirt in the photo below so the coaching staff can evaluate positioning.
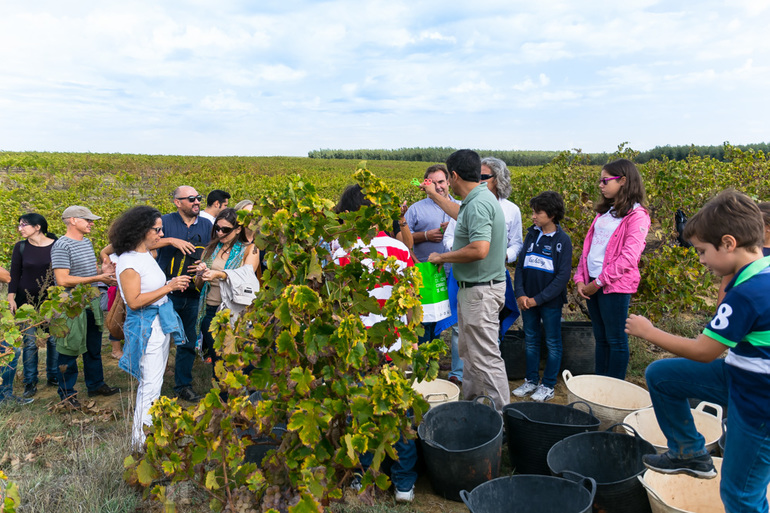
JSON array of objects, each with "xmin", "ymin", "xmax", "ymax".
[{"xmin": 155, "ymin": 185, "xmax": 212, "ymax": 402}]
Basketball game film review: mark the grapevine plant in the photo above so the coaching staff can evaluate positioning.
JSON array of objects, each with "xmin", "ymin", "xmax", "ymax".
[{"xmin": 124, "ymin": 163, "xmax": 445, "ymax": 512}]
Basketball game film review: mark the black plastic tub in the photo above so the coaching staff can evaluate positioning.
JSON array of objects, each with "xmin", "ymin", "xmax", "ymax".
[
  {"xmin": 547, "ymin": 424, "xmax": 656, "ymax": 513},
  {"xmin": 418, "ymin": 397, "xmax": 503, "ymax": 502},
  {"xmin": 503, "ymin": 401, "xmax": 600, "ymax": 475},
  {"xmin": 460, "ymin": 474, "xmax": 596, "ymax": 513}
]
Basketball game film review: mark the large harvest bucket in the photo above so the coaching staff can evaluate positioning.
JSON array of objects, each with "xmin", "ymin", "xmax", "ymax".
[
  {"xmin": 640, "ymin": 457, "xmax": 770, "ymax": 513},
  {"xmin": 562, "ymin": 369, "xmax": 652, "ymax": 430},
  {"xmin": 560, "ymin": 321, "xmax": 595, "ymax": 375},
  {"xmin": 624, "ymin": 402, "xmax": 724, "ymax": 454},
  {"xmin": 412, "ymin": 378, "xmax": 460, "ymax": 409},
  {"xmin": 547, "ymin": 424, "xmax": 656, "ymax": 513},
  {"xmin": 460, "ymin": 474, "xmax": 597, "ymax": 513},
  {"xmin": 503, "ymin": 401, "xmax": 600, "ymax": 475},
  {"xmin": 418, "ymin": 397, "xmax": 503, "ymax": 502}
]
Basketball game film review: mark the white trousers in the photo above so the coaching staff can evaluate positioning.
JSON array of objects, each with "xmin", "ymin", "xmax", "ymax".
[{"xmin": 131, "ymin": 316, "xmax": 170, "ymax": 449}]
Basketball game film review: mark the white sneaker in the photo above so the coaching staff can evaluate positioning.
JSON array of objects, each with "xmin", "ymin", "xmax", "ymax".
[
  {"xmin": 512, "ymin": 379, "xmax": 538, "ymax": 398},
  {"xmin": 350, "ymin": 474, "xmax": 362, "ymax": 492},
  {"xmin": 531, "ymin": 384, "xmax": 555, "ymax": 402},
  {"xmin": 395, "ymin": 486, "xmax": 415, "ymax": 502}
]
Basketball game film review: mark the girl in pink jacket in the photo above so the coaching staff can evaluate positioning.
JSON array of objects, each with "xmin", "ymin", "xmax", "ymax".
[{"xmin": 575, "ymin": 159, "xmax": 650, "ymax": 379}]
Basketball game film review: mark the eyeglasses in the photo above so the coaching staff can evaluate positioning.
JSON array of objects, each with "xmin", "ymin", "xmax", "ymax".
[
  {"xmin": 598, "ymin": 176, "xmax": 622, "ymax": 186},
  {"xmin": 480, "ymin": 173, "xmax": 495, "ymax": 180},
  {"xmin": 151, "ymin": 227, "xmax": 163, "ymax": 233},
  {"xmin": 214, "ymin": 224, "xmax": 234, "ymax": 235},
  {"xmin": 18, "ymin": 222, "xmax": 30, "ymax": 228},
  {"xmin": 176, "ymin": 195, "xmax": 203, "ymax": 203}
]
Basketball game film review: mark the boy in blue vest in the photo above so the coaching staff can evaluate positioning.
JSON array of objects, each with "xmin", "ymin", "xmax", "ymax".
[{"xmin": 626, "ymin": 189, "xmax": 770, "ymax": 512}]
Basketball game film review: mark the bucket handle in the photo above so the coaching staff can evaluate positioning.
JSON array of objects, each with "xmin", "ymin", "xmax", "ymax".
[
  {"xmin": 424, "ymin": 393, "xmax": 449, "ymax": 401},
  {"xmin": 504, "ymin": 407, "xmax": 528, "ymax": 422},
  {"xmin": 421, "ymin": 437, "xmax": 451, "ymax": 452},
  {"xmin": 459, "ymin": 489, "xmax": 472, "ymax": 509},
  {"xmin": 473, "ymin": 395, "xmax": 495, "ymax": 407},
  {"xmin": 606, "ymin": 422, "xmax": 640, "ymax": 438},
  {"xmin": 562, "ymin": 369, "xmax": 573, "ymax": 383},
  {"xmin": 638, "ymin": 474, "xmax": 666, "ymax": 505},
  {"xmin": 567, "ymin": 400, "xmax": 594, "ymax": 416},
  {"xmin": 560, "ymin": 470, "xmax": 597, "ymax": 500},
  {"xmin": 695, "ymin": 401, "xmax": 724, "ymax": 422}
]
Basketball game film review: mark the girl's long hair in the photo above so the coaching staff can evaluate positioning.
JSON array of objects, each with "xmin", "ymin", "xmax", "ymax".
[
  {"xmin": 595, "ymin": 158, "xmax": 646, "ymax": 217},
  {"xmin": 202, "ymin": 208, "xmax": 250, "ymax": 260}
]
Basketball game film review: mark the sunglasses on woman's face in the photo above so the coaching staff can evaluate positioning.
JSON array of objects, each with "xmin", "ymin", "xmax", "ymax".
[
  {"xmin": 598, "ymin": 176, "xmax": 622, "ymax": 186},
  {"xmin": 214, "ymin": 224, "xmax": 234, "ymax": 235},
  {"xmin": 151, "ymin": 227, "xmax": 163, "ymax": 233}
]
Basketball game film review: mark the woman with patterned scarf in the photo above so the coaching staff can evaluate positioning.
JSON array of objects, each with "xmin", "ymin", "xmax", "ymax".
[{"xmin": 194, "ymin": 208, "xmax": 260, "ymax": 368}]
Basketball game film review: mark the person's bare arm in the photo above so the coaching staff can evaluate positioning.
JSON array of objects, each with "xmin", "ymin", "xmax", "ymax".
[
  {"xmin": 148, "ymin": 237, "xmax": 196, "ymax": 254},
  {"xmin": 120, "ymin": 269, "xmax": 191, "ymax": 310},
  {"xmin": 625, "ymin": 314, "xmax": 727, "ymax": 362},
  {"xmin": 54, "ymin": 268, "xmax": 116, "ymax": 288},
  {"xmin": 422, "ymin": 182, "xmax": 460, "ymax": 220},
  {"xmin": 0, "ymin": 266, "xmax": 10, "ymax": 284},
  {"xmin": 427, "ymin": 240, "xmax": 490, "ymax": 265}
]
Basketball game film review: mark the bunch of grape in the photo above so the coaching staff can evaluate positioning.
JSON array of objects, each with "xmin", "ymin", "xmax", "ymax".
[
  {"xmin": 224, "ymin": 486, "xmax": 259, "ymax": 513},
  {"xmin": 260, "ymin": 485, "xmax": 288, "ymax": 513}
]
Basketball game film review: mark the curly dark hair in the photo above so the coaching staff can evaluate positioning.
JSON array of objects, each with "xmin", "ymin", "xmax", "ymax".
[
  {"xmin": 109, "ymin": 206, "xmax": 162, "ymax": 255},
  {"xmin": 530, "ymin": 191, "xmax": 565, "ymax": 224},
  {"xmin": 334, "ymin": 185, "xmax": 372, "ymax": 214}
]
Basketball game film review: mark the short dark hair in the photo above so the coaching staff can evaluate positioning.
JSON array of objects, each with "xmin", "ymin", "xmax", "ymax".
[
  {"xmin": 595, "ymin": 158, "xmax": 646, "ymax": 218},
  {"xmin": 424, "ymin": 164, "xmax": 449, "ymax": 180},
  {"xmin": 446, "ymin": 149, "xmax": 481, "ymax": 183},
  {"xmin": 19, "ymin": 212, "xmax": 56, "ymax": 239},
  {"xmin": 683, "ymin": 189, "xmax": 764, "ymax": 250},
  {"xmin": 530, "ymin": 191, "xmax": 565, "ymax": 224},
  {"xmin": 334, "ymin": 185, "xmax": 372, "ymax": 214},
  {"xmin": 758, "ymin": 202, "xmax": 770, "ymax": 228},
  {"xmin": 109, "ymin": 206, "xmax": 162, "ymax": 255},
  {"xmin": 207, "ymin": 189, "xmax": 231, "ymax": 207}
]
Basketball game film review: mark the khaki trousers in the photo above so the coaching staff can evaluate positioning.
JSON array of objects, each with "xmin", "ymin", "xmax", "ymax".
[{"xmin": 457, "ymin": 281, "xmax": 509, "ymax": 412}]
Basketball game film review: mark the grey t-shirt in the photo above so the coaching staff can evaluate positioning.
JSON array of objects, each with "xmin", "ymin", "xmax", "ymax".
[{"xmin": 51, "ymin": 236, "xmax": 97, "ymax": 281}]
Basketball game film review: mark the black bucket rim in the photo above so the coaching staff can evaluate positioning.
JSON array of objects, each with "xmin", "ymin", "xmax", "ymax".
[
  {"xmin": 503, "ymin": 401, "xmax": 601, "ymax": 429},
  {"xmin": 460, "ymin": 474, "xmax": 597, "ymax": 513},
  {"xmin": 418, "ymin": 398, "xmax": 504, "ymax": 454},
  {"xmin": 547, "ymin": 429, "xmax": 656, "ymax": 487}
]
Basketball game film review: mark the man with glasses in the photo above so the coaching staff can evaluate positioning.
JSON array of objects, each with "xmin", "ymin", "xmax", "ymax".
[
  {"xmin": 155, "ymin": 185, "xmax": 212, "ymax": 402},
  {"xmin": 51, "ymin": 205, "xmax": 120, "ymax": 408}
]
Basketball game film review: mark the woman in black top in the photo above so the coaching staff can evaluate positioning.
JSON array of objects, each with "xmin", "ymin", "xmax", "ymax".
[{"xmin": 7, "ymin": 213, "xmax": 58, "ymax": 398}]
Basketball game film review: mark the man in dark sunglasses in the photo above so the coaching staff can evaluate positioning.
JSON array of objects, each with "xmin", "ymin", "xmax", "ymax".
[{"xmin": 153, "ymin": 185, "xmax": 213, "ymax": 402}]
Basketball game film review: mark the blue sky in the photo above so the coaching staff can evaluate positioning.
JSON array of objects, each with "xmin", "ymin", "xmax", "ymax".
[{"xmin": 1, "ymin": 1, "xmax": 768, "ymax": 156}]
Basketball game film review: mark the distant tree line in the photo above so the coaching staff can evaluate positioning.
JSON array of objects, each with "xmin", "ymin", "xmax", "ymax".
[{"xmin": 308, "ymin": 143, "xmax": 770, "ymax": 166}]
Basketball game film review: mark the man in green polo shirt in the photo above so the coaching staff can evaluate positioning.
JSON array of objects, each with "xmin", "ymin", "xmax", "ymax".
[{"xmin": 427, "ymin": 149, "xmax": 509, "ymax": 412}]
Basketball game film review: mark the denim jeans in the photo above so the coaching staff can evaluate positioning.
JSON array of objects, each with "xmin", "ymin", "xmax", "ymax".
[
  {"xmin": 586, "ymin": 291, "xmax": 631, "ymax": 379},
  {"xmin": 0, "ymin": 342, "xmax": 21, "ymax": 400},
  {"xmin": 21, "ymin": 324, "xmax": 58, "ymax": 384},
  {"xmin": 521, "ymin": 306, "xmax": 562, "ymax": 389},
  {"xmin": 359, "ymin": 434, "xmax": 418, "ymax": 492},
  {"xmin": 448, "ymin": 325, "xmax": 462, "ymax": 381},
  {"xmin": 57, "ymin": 309, "xmax": 106, "ymax": 400},
  {"xmin": 419, "ymin": 322, "xmax": 438, "ymax": 346},
  {"xmin": 170, "ymin": 294, "xmax": 200, "ymax": 392},
  {"xmin": 646, "ymin": 358, "xmax": 770, "ymax": 512}
]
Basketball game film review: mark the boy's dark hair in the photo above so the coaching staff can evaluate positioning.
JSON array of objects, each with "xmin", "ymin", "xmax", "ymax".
[
  {"xmin": 335, "ymin": 184, "xmax": 372, "ymax": 214},
  {"xmin": 206, "ymin": 189, "xmax": 231, "ymax": 207},
  {"xmin": 446, "ymin": 149, "xmax": 481, "ymax": 183},
  {"xmin": 530, "ymin": 191, "xmax": 565, "ymax": 224},
  {"xmin": 424, "ymin": 164, "xmax": 448, "ymax": 180},
  {"xmin": 683, "ymin": 189, "xmax": 764, "ymax": 249},
  {"xmin": 595, "ymin": 158, "xmax": 646, "ymax": 218},
  {"xmin": 758, "ymin": 202, "xmax": 770, "ymax": 229}
]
